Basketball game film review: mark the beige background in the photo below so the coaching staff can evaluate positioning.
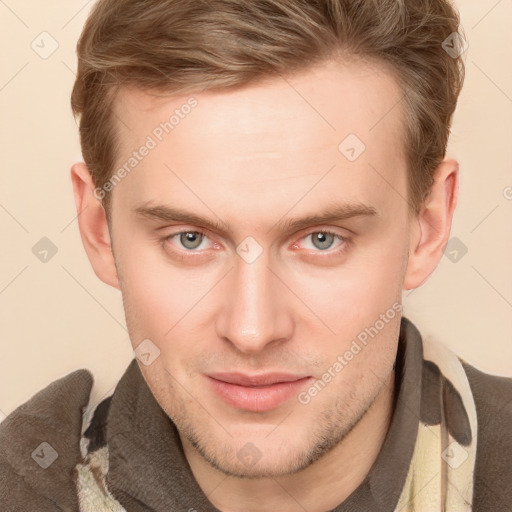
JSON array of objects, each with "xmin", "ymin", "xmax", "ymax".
[{"xmin": 1, "ymin": 0, "xmax": 511, "ymax": 419}]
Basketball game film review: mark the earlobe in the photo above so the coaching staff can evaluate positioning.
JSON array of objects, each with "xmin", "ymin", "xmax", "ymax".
[
  {"xmin": 70, "ymin": 162, "xmax": 121, "ymax": 290},
  {"xmin": 403, "ymin": 158, "xmax": 459, "ymax": 291}
]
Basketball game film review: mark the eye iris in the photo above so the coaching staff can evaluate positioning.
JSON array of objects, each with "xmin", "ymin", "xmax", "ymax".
[
  {"xmin": 180, "ymin": 231, "xmax": 203, "ymax": 250},
  {"xmin": 312, "ymin": 232, "xmax": 335, "ymax": 250}
]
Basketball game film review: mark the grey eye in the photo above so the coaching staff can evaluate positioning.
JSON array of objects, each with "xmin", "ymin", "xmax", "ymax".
[
  {"xmin": 310, "ymin": 232, "xmax": 335, "ymax": 250},
  {"xmin": 180, "ymin": 231, "xmax": 204, "ymax": 250}
]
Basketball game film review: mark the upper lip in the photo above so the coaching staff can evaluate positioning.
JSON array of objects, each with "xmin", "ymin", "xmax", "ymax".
[{"xmin": 208, "ymin": 372, "xmax": 310, "ymax": 387}]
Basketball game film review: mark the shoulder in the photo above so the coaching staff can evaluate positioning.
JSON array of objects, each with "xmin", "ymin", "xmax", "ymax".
[
  {"xmin": 460, "ymin": 360, "xmax": 512, "ymax": 511},
  {"xmin": 0, "ymin": 368, "xmax": 93, "ymax": 511},
  {"xmin": 461, "ymin": 359, "xmax": 512, "ymax": 428}
]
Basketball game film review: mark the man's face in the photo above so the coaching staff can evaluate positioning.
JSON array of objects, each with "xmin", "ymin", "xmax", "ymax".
[{"xmin": 109, "ymin": 58, "xmax": 411, "ymax": 478}]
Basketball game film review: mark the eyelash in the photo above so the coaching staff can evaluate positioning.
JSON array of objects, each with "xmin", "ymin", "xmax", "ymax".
[{"xmin": 160, "ymin": 228, "xmax": 350, "ymax": 261}]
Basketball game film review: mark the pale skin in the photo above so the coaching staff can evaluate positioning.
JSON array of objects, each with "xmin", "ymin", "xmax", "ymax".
[{"xmin": 71, "ymin": 57, "xmax": 458, "ymax": 512}]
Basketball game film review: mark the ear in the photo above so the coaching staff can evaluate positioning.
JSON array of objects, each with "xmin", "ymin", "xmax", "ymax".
[
  {"xmin": 70, "ymin": 162, "xmax": 120, "ymax": 290},
  {"xmin": 403, "ymin": 158, "xmax": 459, "ymax": 291}
]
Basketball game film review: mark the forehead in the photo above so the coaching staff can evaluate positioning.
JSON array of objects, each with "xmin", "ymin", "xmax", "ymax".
[{"xmin": 109, "ymin": 58, "xmax": 408, "ymax": 226}]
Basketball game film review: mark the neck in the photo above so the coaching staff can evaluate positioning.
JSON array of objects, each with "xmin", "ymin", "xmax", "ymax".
[{"xmin": 181, "ymin": 368, "xmax": 396, "ymax": 512}]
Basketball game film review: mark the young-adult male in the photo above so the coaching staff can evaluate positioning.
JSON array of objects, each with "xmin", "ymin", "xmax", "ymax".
[{"xmin": 1, "ymin": 0, "xmax": 511, "ymax": 510}]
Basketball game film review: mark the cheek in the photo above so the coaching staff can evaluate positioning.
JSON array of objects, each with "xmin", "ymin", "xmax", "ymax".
[
  {"xmin": 284, "ymin": 241, "xmax": 406, "ymax": 337},
  {"xmin": 117, "ymin": 232, "xmax": 180, "ymax": 296},
  {"xmin": 116, "ymin": 246, "xmax": 184, "ymax": 335},
  {"xmin": 117, "ymin": 248, "xmax": 220, "ymax": 369}
]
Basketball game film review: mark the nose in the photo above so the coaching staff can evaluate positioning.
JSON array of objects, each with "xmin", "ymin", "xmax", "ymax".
[{"xmin": 215, "ymin": 249, "xmax": 294, "ymax": 354}]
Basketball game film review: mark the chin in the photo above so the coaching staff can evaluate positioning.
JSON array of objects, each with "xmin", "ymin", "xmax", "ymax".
[
  {"xmin": 181, "ymin": 415, "xmax": 349, "ymax": 479},
  {"xmin": 194, "ymin": 440, "xmax": 316, "ymax": 479}
]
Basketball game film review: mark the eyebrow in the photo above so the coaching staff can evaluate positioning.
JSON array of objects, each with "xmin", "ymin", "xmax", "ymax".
[{"xmin": 133, "ymin": 201, "xmax": 378, "ymax": 236}]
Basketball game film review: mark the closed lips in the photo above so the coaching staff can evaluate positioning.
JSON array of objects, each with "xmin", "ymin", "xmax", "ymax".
[{"xmin": 208, "ymin": 373, "xmax": 310, "ymax": 387}]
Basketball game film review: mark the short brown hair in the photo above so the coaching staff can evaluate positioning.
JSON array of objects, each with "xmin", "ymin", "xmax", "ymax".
[{"xmin": 71, "ymin": 0, "xmax": 465, "ymax": 219}]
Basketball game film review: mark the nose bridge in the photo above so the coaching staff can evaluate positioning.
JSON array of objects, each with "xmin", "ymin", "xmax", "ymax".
[{"xmin": 217, "ymin": 249, "xmax": 290, "ymax": 353}]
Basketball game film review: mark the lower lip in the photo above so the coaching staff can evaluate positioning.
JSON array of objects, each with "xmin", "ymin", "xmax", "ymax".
[{"xmin": 206, "ymin": 376, "xmax": 313, "ymax": 412}]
